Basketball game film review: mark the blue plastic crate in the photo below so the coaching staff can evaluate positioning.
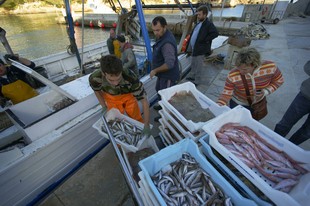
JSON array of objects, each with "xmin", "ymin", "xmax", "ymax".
[
  {"xmin": 139, "ymin": 138, "xmax": 257, "ymax": 206},
  {"xmin": 199, "ymin": 135, "xmax": 273, "ymax": 206}
]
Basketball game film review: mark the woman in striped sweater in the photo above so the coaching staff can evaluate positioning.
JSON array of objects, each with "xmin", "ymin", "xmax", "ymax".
[{"xmin": 217, "ymin": 47, "xmax": 284, "ymax": 115}]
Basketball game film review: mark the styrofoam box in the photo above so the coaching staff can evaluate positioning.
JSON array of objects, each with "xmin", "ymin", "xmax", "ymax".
[
  {"xmin": 139, "ymin": 138, "xmax": 257, "ymax": 206},
  {"xmin": 138, "ymin": 171, "xmax": 160, "ymax": 206},
  {"xmin": 199, "ymin": 135, "xmax": 272, "ymax": 206},
  {"xmin": 158, "ymin": 117, "xmax": 183, "ymax": 142},
  {"xmin": 122, "ymin": 136, "xmax": 159, "ymax": 176},
  {"xmin": 203, "ymin": 106, "xmax": 310, "ymax": 206},
  {"xmin": 159, "ymin": 101, "xmax": 206, "ymax": 142},
  {"xmin": 158, "ymin": 82, "xmax": 230, "ymax": 133},
  {"xmin": 92, "ymin": 108, "xmax": 150, "ymax": 152}
]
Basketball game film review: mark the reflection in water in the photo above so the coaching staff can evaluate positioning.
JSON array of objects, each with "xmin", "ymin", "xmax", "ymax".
[{"xmin": 0, "ymin": 13, "xmax": 109, "ymax": 59}]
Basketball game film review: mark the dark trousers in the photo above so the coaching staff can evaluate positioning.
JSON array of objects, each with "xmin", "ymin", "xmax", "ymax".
[
  {"xmin": 155, "ymin": 77, "xmax": 177, "ymax": 100},
  {"xmin": 229, "ymin": 99, "xmax": 253, "ymax": 113},
  {"xmin": 274, "ymin": 92, "xmax": 310, "ymax": 145}
]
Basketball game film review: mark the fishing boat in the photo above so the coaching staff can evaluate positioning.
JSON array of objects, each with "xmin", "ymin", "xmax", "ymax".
[{"xmin": 0, "ymin": 1, "xmax": 216, "ymax": 205}]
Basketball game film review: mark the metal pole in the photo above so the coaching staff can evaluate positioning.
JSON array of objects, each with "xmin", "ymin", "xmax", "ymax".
[
  {"xmin": 101, "ymin": 115, "xmax": 144, "ymax": 206},
  {"xmin": 81, "ymin": 0, "xmax": 85, "ymax": 75},
  {"xmin": 134, "ymin": 0, "xmax": 152, "ymax": 73},
  {"xmin": 186, "ymin": 0, "xmax": 195, "ymax": 15},
  {"xmin": 0, "ymin": 27, "xmax": 14, "ymax": 55},
  {"xmin": 219, "ymin": 0, "xmax": 226, "ymax": 22},
  {"xmin": 63, "ymin": 0, "xmax": 83, "ymax": 73}
]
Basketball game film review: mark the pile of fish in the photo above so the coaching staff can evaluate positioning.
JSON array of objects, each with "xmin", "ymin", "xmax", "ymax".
[
  {"xmin": 151, "ymin": 153, "xmax": 233, "ymax": 206},
  {"xmin": 168, "ymin": 91, "xmax": 215, "ymax": 123},
  {"xmin": 101, "ymin": 119, "xmax": 145, "ymax": 147},
  {"xmin": 215, "ymin": 123, "xmax": 308, "ymax": 193}
]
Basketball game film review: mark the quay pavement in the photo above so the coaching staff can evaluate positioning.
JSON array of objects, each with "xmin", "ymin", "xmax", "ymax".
[{"xmin": 39, "ymin": 15, "xmax": 310, "ymax": 206}]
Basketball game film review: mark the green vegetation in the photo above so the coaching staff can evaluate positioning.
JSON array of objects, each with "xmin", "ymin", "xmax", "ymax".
[{"xmin": 1, "ymin": 0, "xmax": 83, "ymax": 10}]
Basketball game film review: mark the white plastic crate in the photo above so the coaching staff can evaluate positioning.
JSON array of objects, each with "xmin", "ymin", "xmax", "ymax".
[
  {"xmin": 138, "ymin": 171, "xmax": 160, "ymax": 206},
  {"xmin": 138, "ymin": 181, "xmax": 154, "ymax": 206},
  {"xmin": 158, "ymin": 82, "xmax": 230, "ymax": 133},
  {"xmin": 139, "ymin": 138, "xmax": 257, "ymax": 206},
  {"xmin": 159, "ymin": 101, "xmax": 206, "ymax": 142},
  {"xmin": 203, "ymin": 106, "xmax": 310, "ymax": 206},
  {"xmin": 158, "ymin": 116, "xmax": 183, "ymax": 142},
  {"xmin": 158, "ymin": 125, "xmax": 174, "ymax": 146},
  {"xmin": 92, "ymin": 108, "xmax": 150, "ymax": 152},
  {"xmin": 122, "ymin": 136, "xmax": 159, "ymax": 176}
]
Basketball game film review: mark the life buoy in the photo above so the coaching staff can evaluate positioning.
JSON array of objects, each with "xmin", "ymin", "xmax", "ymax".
[{"xmin": 181, "ymin": 34, "xmax": 190, "ymax": 52}]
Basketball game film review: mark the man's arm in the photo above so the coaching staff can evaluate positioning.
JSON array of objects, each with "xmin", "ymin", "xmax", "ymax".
[
  {"xmin": 141, "ymin": 97, "xmax": 150, "ymax": 125},
  {"xmin": 204, "ymin": 22, "xmax": 219, "ymax": 43},
  {"xmin": 94, "ymin": 91, "xmax": 107, "ymax": 108},
  {"xmin": 150, "ymin": 43, "xmax": 176, "ymax": 79}
]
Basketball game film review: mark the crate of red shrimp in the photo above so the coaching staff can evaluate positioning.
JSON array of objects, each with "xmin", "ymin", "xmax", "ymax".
[
  {"xmin": 158, "ymin": 82, "xmax": 230, "ymax": 133},
  {"xmin": 202, "ymin": 106, "xmax": 310, "ymax": 206},
  {"xmin": 139, "ymin": 138, "xmax": 257, "ymax": 206}
]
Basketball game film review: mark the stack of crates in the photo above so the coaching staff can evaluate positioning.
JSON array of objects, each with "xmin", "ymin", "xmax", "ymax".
[
  {"xmin": 138, "ymin": 138, "xmax": 259, "ymax": 206},
  {"xmin": 157, "ymin": 82, "xmax": 230, "ymax": 146}
]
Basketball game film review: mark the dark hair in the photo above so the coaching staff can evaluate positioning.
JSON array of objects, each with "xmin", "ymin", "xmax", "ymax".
[
  {"xmin": 197, "ymin": 5, "xmax": 208, "ymax": 16},
  {"xmin": 100, "ymin": 55, "xmax": 123, "ymax": 75},
  {"xmin": 116, "ymin": 35, "xmax": 126, "ymax": 43},
  {"xmin": 152, "ymin": 16, "xmax": 167, "ymax": 27}
]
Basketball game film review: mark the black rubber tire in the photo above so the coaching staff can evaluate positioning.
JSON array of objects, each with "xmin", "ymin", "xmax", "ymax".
[{"xmin": 273, "ymin": 18, "xmax": 280, "ymax": 24}]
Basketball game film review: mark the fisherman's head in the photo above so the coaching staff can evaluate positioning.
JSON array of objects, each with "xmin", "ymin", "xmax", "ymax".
[
  {"xmin": 0, "ymin": 59, "xmax": 7, "ymax": 76},
  {"xmin": 109, "ymin": 28, "xmax": 116, "ymax": 39},
  {"xmin": 196, "ymin": 5, "xmax": 208, "ymax": 22},
  {"xmin": 116, "ymin": 35, "xmax": 126, "ymax": 46},
  {"xmin": 100, "ymin": 55, "xmax": 123, "ymax": 86},
  {"xmin": 151, "ymin": 16, "xmax": 167, "ymax": 40}
]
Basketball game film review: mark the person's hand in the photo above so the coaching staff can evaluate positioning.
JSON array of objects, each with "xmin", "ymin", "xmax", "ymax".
[
  {"xmin": 150, "ymin": 70, "xmax": 156, "ymax": 79},
  {"xmin": 142, "ymin": 125, "xmax": 151, "ymax": 137},
  {"xmin": 102, "ymin": 106, "xmax": 107, "ymax": 115},
  {"xmin": 256, "ymin": 90, "xmax": 265, "ymax": 102},
  {"xmin": 186, "ymin": 52, "xmax": 192, "ymax": 57},
  {"xmin": 4, "ymin": 54, "xmax": 19, "ymax": 62}
]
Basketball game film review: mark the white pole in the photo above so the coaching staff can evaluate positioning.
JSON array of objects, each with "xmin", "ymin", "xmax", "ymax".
[{"xmin": 219, "ymin": 0, "xmax": 226, "ymax": 22}]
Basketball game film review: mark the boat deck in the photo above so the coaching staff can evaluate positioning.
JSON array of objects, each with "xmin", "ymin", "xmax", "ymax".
[{"xmin": 38, "ymin": 16, "xmax": 310, "ymax": 206}]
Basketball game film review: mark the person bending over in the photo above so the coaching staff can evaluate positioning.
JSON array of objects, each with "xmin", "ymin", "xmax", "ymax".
[{"xmin": 89, "ymin": 54, "xmax": 151, "ymax": 136}]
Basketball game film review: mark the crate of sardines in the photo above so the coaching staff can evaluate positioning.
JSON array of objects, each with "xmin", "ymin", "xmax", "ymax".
[
  {"xmin": 203, "ymin": 106, "xmax": 310, "ymax": 206},
  {"xmin": 199, "ymin": 135, "xmax": 273, "ymax": 206},
  {"xmin": 139, "ymin": 138, "xmax": 257, "ymax": 206},
  {"xmin": 92, "ymin": 108, "xmax": 150, "ymax": 152},
  {"xmin": 158, "ymin": 82, "xmax": 230, "ymax": 133}
]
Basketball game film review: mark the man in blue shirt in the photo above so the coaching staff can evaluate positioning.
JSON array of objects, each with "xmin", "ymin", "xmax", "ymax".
[{"xmin": 186, "ymin": 5, "xmax": 218, "ymax": 86}]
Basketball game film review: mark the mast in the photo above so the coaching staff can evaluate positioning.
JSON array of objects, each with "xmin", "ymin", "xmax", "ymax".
[
  {"xmin": 63, "ymin": 0, "xmax": 83, "ymax": 73},
  {"xmin": 134, "ymin": 0, "xmax": 152, "ymax": 73}
]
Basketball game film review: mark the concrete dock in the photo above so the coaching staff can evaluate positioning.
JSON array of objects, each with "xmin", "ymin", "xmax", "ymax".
[{"xmin": 39, "ymin": 15, "xmax": 310, "ymax": 206}]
